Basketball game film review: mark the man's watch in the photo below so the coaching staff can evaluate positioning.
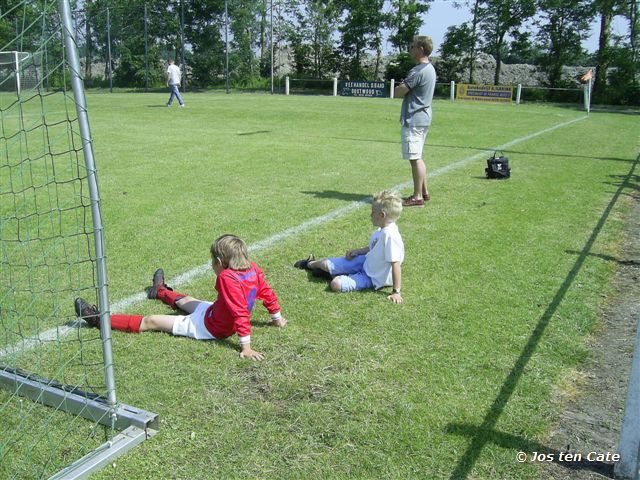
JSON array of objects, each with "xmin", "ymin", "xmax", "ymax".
[{"xmin": 392, "ymin": 288, "xmax": 401, "ymax": 295}]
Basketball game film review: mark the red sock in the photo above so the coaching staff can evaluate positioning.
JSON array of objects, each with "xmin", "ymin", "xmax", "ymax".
[
  {"xmin": 156, "ymin": 287, "xmax": 186, "ymax": 309},
  {"xmin": 110, "ymin": 314, "xmax": 143, "ymax": 333}
]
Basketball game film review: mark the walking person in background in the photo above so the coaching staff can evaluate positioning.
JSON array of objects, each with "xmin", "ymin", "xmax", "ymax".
[
  {"xmin": 394, "ymin": 35, "xmax": 436, "ymax": 208},
  {"xmin": 166, "ymin": 58, "xmax": 184, "ymax": 108}
]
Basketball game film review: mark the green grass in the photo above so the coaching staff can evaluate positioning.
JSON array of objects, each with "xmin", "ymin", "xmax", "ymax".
[{"xmin": 3, "ymin": 91, "xmax": 640, "ymax": 478}]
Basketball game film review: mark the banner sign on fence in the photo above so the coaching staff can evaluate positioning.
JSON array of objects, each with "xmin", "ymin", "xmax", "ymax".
[
  {"xmin": 457, "ymin": 84, "xmax": 513, "ymax": 103},
  {"xmin": 340, "ymin": 81, "xmax": 386, "ymax": 98}
]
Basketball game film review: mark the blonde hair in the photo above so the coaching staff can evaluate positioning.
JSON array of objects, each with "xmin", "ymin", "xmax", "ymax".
[
  {"xmin": 372, "ymin": 190, "xmax": 402, "ymax": 221},
  {"xmin": 210, "ymin": 234, "xmax": 251, "ymax": 270},
  {"xmin": 414, "ymin": 35, "xmax": 433, "ymax": 57}
]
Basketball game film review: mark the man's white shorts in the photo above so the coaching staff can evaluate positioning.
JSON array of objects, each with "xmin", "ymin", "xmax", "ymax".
[
  {"xmin": 401, "ymin": 125, "xmax": 429, "ymax": 160},
  {"xmin": 171, "ymin": 301, "xmax": 217, "ymax": 340}
]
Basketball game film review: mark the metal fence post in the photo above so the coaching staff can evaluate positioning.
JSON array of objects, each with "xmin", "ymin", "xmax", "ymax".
[
  {"xmin": 285, "ymin": 76, "xmax": 289, "ymax": 95},
  {"xmin": 144, "ymin": 3, "xmax": 149, "ymax": 92},
  {"xmin": 333, "ymin": 77, "xmax": 337, "ymax": 96},
  {"xmin": 180, "ymin": 0, "xmax": 186, "ymax": 93},
  {"xmin": 516, "ymin": 84, "xmax": 522, "ymax": 104},
  {"xmin": 224, "ymin": 0, "xmax": 229, "ymax": 94},
  {"xmin": 106, "ymin": 6, "xmax": 112, "ymax": 93},
  {"xmin": 450, "ymin": 80, "xmax": 455, "ymax": 101},
  {"xmin": 390, "ymin": 79, "xmax": 394, "ymax": 99},
  {"xmin": 270, "ymin": 0, "xmax": 274, "ymax": 94}
]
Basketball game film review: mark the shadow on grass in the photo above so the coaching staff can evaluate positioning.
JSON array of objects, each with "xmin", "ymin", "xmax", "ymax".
[
  {"xmin": 589, "ymin": 107, "xmax": 640, "ymax": 116},
  {"xmin": 446, "ymin": 152, "xmax": 640, "ymax": 480},
  {"xmin": 429, "ymin": 142, "xmax": 633, "ymax": 164},
  {"xmin": 292, "ymin": 133, "xmax": 398, "ymax": 145},
  {"xmin": 213, "ymin": 337, "xmax": 243, "ymax": 352},
  {"xmin": 565, "ymin": 250, "xmax": 640, "ymax": 267},
  {"xmin": 446, "ymin": 424, "xmax": 614, "ymax": 478},
  {"xmin": 301, "ymin": 190, "xmax": 372, "ymax": 203},
  {"xmin": 237, "ymin": 130, "xmax": 272, "ymax": 136},
  {"xmin": 605, "ymin": 174, "xmax": 640, "ymax": 192},
  {"xmin": 328, "ymin": 136, "xmax": 399, "ymax": 145},
  {"xmin": 171, "ymin": 328, "xmax": 239, "ymax": 352}
]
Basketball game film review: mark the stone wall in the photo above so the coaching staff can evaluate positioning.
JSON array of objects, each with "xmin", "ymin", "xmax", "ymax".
[{"xmin": 433, "ymin": 52, "xmax": 595, "ymax": 87}]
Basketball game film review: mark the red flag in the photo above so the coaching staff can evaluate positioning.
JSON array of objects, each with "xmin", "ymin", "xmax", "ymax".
[{"xmin": 580, "ymin": 69, "xmax": 593, "ymax": 82}]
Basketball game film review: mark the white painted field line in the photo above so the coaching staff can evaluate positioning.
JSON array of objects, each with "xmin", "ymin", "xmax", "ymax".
[{"xmin": 0, "ymin": 115, "xmax": 586, "ymax": 360}]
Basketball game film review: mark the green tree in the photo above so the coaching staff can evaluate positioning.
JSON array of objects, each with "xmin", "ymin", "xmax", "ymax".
[
  {"xmin": 437, "ymin": 23, "xmax": 476, "ymax": 82},
  {"xmin": 503, "ymin": 30, "xmax": 542, "ymax": 64},
  {"xmin": 447, "ymin": 0, "xmax": 483, "ymax": 83},
  {"xmin": 83, "ymin": 0, "xmax": 178, "ymax": 87},
  {"xmin": 227, "ymin": 0, "xmax": 261, "ymax": 81},
  {"xmin": 0, "ymin": 0, "xmax": 42, "ymax": 53},
  {"xmin": 477, "ymin": 0, "xmax": 536, "ymax": 84},
  {"xmin": 535, "ymin": 0, "xmax": 593, "ymax": 87},
  {"xmin": 184, "ymin": 0, "xmax": 225, "ymax": 86},
  {"xmin": 337, "ymin": 0, "xmax": 385, "ymax": 79},
  {"xmin": 595, "ymin": 0, "xmax": 640, "ymax": 104},
  {"xmin": 282, "ymin": 0, "xmax": 340, "ymax": 78},
  {"xmin": 593, "ymin": 0, "xmax": 615, "ymax": 99},
  {"xmin": 386, "ymin": 0, "xmax": 429, "ymax": 53}
]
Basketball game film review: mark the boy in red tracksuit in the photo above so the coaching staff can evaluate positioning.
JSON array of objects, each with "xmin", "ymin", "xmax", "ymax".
[{"xmin": 75, "ymin": 234, "xmax": 286, "ymax": 361}]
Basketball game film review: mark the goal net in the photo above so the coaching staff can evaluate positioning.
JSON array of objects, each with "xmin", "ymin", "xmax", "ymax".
[
  {"xmin": 0, "ymin": 51, "xmax": 40, "ymax": 94},
  {"xmin": 0, "ymin": 1, "xmax": 156, "ymax": 478}
]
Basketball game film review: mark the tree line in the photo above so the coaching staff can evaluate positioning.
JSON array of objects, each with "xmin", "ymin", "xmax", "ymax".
[
  {"xmin": 0, "ymin": 0, "xmax": 637, "ymax": 104},
  {"xmin": 439, "ymin": 0, "xmax": 638, "ymax": 104}
]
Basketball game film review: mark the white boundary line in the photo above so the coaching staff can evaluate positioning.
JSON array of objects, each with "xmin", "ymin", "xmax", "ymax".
[{"xmin": 0, "ymin": 115, "xmax": 587, "ymax": 359}]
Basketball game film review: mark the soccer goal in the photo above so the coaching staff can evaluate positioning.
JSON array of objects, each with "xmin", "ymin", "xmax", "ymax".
[
  {"xmin": 0, "ymin": 50, "xmax": 40, "ymax": 94},
  {"xmin": 0, "ymin": 1, "xmax": 157, "ymax": 479}
]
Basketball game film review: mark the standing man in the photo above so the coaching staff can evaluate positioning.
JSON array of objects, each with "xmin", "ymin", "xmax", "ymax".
[
  {"xmin": 166, "ymin": 58, "xmax": 185, "ymax": 108},
  {"xmin": 394, "ymin": 36, "xmax": 436, "ymax": 208}
]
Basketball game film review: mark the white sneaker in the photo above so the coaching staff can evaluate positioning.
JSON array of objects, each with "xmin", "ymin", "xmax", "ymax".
[{"xmin": 179, "ymin": 104, "xmax": 185, "ymax": 108}]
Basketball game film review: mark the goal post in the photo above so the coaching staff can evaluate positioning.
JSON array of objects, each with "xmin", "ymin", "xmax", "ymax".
[
  {"xmin": 0, "ymin": 0, "xmax": 157, "ymax": 478},
  {"xmin": 0, "ymin": 50, "xmax": 40, "ymax": 95}
]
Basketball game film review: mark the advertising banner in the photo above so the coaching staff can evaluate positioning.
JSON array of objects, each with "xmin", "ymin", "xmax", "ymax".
[
  {"xmin": 457, "ymin": 84, "xmax": 513, "ymax": 103},
  {"xmin": 340, "ymin": 80, "xmax": 387, "ymax": 98}
]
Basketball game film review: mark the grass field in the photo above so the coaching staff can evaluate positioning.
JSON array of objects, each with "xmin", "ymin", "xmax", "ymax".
[{"xmin": 4, "ymin": 90, "xmax": 640, "ymax": 479}]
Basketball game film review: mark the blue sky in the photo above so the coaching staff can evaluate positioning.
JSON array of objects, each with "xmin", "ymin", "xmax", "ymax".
[{"xmin": 419, "ymin": 0, "xmax": 630, "ymax": 55}]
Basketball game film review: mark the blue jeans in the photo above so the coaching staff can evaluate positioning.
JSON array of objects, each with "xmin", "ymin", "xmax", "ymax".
[{"xmin": 167, "ymin": 84, "xmax": 183, "ymax": 106}]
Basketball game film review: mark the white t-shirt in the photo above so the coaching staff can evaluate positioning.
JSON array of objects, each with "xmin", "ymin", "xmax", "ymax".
[
  {"xmin": 167, "ymin": 64, "xmax": 181, "ymax": 86},
  {"xmin": 363, "ymin": 222, "xmax": 404, "ymax": 289}
]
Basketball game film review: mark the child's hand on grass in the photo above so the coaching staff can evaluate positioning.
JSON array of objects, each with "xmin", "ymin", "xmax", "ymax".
[
  {"xmin": 387, "ymin": 292, "xmax": 403, "ymax": 304},
  {"xmin": 240, "ymin": 346, "xmax": 265, "ymax": 361}
]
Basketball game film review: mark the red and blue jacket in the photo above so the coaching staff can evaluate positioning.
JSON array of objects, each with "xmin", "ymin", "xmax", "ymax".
[{"xmin": 204, "ymin": 262, "xmax": 280, "ymax": 343}]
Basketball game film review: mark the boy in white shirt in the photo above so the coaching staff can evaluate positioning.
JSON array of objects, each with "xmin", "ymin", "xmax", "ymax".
[{"xmin": 294, "ymin": 190, "xmax": 404, "ymax": 304}]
